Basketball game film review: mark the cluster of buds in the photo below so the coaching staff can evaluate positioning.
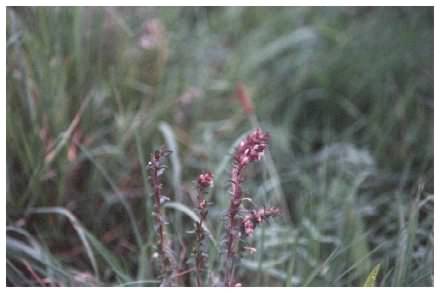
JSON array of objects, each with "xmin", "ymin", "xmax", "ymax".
[
  {"xmin": 194, "ymin": 171, "xmax": 214, "ymax": 286},
  {"xmin": 241, "ymin": 207, "xmax": 281, "ymax": 237},
  {"xmin": 229, "ymin": 129, "xmax": 270, "ymax": 213},
  {"xmin": 197, "ymin": 171, "xmax": 214, "ymax": 189},
  {"xmin": 233, "ymin": 128, "xmax": 270, "ymax": 168},
  {"xmin": 195, "ymin": 171, "xmax": 213, "ymax": 228}
]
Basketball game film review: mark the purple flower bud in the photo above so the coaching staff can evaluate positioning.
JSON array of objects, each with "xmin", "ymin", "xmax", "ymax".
[
  {"xmin": 234, "ymin": 128, "xmax": 270, "ymax": 168},
  {"xmin": 241, "ymin": 207, "xmax": 280, "ymax": 237},
  {"xmin": 197, "ymin": 171, "xmax": 214, "ymax": 189}
]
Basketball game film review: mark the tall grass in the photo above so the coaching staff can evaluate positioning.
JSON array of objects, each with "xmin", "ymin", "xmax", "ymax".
[{"xmin": 6, "ymin": 7, "xmax": 433, "ymax": 286}]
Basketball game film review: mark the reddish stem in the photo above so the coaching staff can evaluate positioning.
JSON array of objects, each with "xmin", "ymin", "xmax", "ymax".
[
  {"xmin": 224, "ymin": 165, "xmax": 243, "ymax": 286},
  {"xmin": 148, "ymin": 148, "xmax": 175, "ymax": 285},
  {"xmin": 152, "ymin": 165, "xmax": 166, "ymax": 266},
  {"xmin": 194, "ymin": 171, "xmax": 213, "ymax": 286}
]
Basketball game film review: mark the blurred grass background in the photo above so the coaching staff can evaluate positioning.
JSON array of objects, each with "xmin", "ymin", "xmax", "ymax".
[{"xmin": 6, "ymin": 7, "xmax": 433, "ymax": 286}]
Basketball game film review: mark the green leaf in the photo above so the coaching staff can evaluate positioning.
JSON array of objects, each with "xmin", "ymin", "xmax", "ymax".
[
  {"xmin": 84, "ymin": 231, "xmax": 131, "ymax": 283},
  {"xmin": 27, "ymin": 207, "xmax": 99, "ymax": 278},
  {"xmin": 363, "ymin": 263, "xmax": 381, "ymax": 287}
]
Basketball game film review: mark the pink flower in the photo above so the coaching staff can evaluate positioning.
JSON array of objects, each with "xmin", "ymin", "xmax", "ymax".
[
  {"xmin": 241, "ymin": 207, "xmax": 280, "ymax": 237},
  {"xmin": 243, "ymin": 216, "xmax": 255, "ymax": 236},
  {"xmin": 234, "ymin": 128, "xmax": 270, "ymax": 167},
  {"xmin": 197, "ymin": 171, "xmax": 214, "ymax": 189}
]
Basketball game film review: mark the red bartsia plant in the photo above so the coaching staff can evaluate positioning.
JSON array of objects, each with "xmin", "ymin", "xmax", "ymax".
[
  {"xmin": 194, "ymin": 171, "xmax": 214, "ymax": 286},
  {"xmin": 147, "ymin": 128, "xmax": 279, "ymax": 287},
  {"xmin": 223, "ymin": 128, "xmax": 275, "ymax": 286},
  {"xmin": 147, "ymin": 147, "xmax": 177, "ymax": 286}
]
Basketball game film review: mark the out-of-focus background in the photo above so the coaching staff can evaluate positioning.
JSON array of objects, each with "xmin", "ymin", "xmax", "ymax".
[{"xmin": 6, "ymin": 7, "xmax": 433, "ymax": 286}]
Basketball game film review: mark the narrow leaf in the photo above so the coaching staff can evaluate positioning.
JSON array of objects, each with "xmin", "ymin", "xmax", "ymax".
[{"xmin": 363, "ymin": 263, "xmax": 381, "ymax": 287}]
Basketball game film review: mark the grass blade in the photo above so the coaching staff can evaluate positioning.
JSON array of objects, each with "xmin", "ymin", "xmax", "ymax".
[
  {"xmin": 27, "ymin": 207, "xmax": 99, "ymax": 278},
  {"xmin": 363, "ymin": 263, "xmax": 381, "ymax": 287}
]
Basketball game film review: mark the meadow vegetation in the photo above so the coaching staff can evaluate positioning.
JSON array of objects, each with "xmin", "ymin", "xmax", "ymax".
[{"xmin": 6, "ymin": 7, "xmax": 433, "ymax": 286}]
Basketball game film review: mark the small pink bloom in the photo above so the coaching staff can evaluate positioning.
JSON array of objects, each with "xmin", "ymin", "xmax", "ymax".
[
  {"xmin": 241, "ymin": 207, "xmax": 280, "ymax": 237},
  {"xmin": 234, "ymin": 129, "xmax": 270, "ymax": 168},
  {"xmin": 197, "ymin": 171, "xmax": 214, "ymax": 189},
  {"xmin": 244, "ymin": 220, "xmax": 255, "ymax": 237},
  {"xmin": 199, "ymin": 199, "xmax": 207, "ymax": 210}
]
